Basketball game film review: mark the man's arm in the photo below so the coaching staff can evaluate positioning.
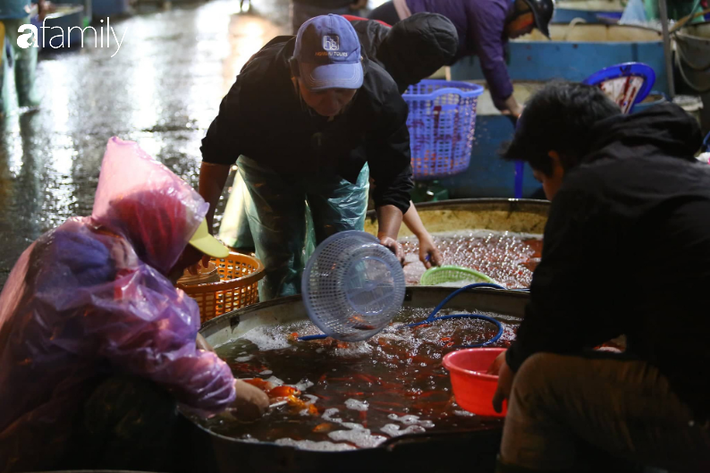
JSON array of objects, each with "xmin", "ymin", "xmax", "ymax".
[
  {"xmin": 198, "ymin": 162, "xmax": 231, "ymax": 233},
  {"xmin": 465, "ymin": 3, "xmax": 516, "ymax": 114},
  {"xmin": 377, "ymin": 204, "xmax": 405, "ymax": 261},
  {"xmin": 403, "ymin": 202, "xmax": 443, "ymax": 267},
  {"xmin": 493, "ymin": 173, "xmax": 623, "ymax": 411},
  {"xmin": 366, "ymin": 87, "xmax": 414, "ymax": 259},
  {"xmin": 506, "ymin": 174, "xmax": 623, "ymax": 372},
  {"xmin": 199, "ymin": 79, "xmax": 247, "ymax": 231}
]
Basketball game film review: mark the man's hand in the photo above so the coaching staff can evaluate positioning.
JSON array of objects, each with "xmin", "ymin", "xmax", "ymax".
[
  {"xmin": 418, "ymin": 233, "xmax": 443, "ymax": 269},
  {"xmin": 376, "ymin": 205, "xmax": 404, "ymax": 263},
  {"xmin": 186, "ymin": 255, "xmax": 211, "ymax": 276},
  {"xmin": 380, "ymin": 236, "xmax": 404, "ymax": 263},
  {"xmin": 492, "ymin": 353, "xmax": 514, "ymax": 414},
  {"xmin": 225, "ymin": 379, "xmax": 270, "ymax": 421},
  {"xmin": 499, "ymin": 94, "xmax": 524, "ymax": 120},
  {"xmin": 196, "ymin": 333, "xmax": 214, "ymax": 352}
]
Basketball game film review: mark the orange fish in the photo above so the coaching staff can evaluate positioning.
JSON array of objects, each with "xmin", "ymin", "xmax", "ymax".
[
  {"xmin": 312, "ymin": 423, "xmax": 332, "ymax": 433},
  {"xmin": 268, "ymin": 385, "xmax": 301, "ymax": 399}
]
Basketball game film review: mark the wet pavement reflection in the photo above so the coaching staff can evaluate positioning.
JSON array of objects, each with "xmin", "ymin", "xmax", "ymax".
[{"xmin": 0, "ymin": 0, "xmax": 289, "ymax": 288}]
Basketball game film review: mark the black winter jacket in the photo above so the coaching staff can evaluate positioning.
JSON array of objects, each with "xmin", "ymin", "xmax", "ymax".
[
  {"xmin": 200, "ymin": 36, "xmax": 413, "ymax": 214},
  {"xmin": 351, "ymin": 14, "xmax": 458, "ymax": 94},
  {"xmin": 506, "ymin": 104, "xmax": 710, "ymax": 421}
]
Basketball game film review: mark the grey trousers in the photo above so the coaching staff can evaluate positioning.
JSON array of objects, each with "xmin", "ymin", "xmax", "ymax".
[{"xmin": 501, "ymin": 352, "xmax": 710, "ymax": 472}]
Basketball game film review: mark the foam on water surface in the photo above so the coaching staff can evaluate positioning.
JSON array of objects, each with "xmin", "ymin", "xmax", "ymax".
[
  {"xmin": 195, "ymin": 305, "xmax": 516, "ymax": 450},
  {"xmin": 380, "ymin": 424, "xmax": 427, "ymax": 437},
  {"xmin": 275, "ymin": 438, "xmax": 356, "ymax": 451},
  {"xmin": 401, "ymin": 229, "xmax": 543, "ymax": 288},
  {"xmin": 327, "ymin": 428, "xmax": 387, "ymax": 449},
  {"xmin": 345, "ymin": 399, "xmax": 369, "ymax": 411}
]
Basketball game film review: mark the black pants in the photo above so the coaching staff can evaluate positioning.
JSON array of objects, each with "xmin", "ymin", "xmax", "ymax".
[
  {"xmin": 367, "ymin": 1, "xmax": 400, "ymax": 25},
  {"xmin": 57, "ymin": 375, "xmax": 190, "ymax": 472}
]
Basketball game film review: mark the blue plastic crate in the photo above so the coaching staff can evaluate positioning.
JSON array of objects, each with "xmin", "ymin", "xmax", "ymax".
[{"xmin": 403, "ymin": 80, "xmax": 484, "ymax": 180}]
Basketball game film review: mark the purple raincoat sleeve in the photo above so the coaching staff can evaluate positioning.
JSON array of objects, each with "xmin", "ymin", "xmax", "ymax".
[
  {"xmin": 465, "ymin": 0, "xmax": 514, "ymax": 107},
  {"xmin": 86, "ymin": 264, "xmax": 237, "ymax": 412}
]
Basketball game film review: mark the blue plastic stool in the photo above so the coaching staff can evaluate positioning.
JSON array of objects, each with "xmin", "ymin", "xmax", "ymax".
[
  {"xmin": 514, "ymin": 63, "xmax": 655, "ymax": 198},
  {"xmin": 583, "ymin": 62, "xmax": 656, "ymax": 114}
]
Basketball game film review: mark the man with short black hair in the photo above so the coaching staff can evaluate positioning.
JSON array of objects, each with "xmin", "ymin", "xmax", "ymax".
[{"xmin": 491, "ymin": 81, "xmax": 710, "ymax": 472}]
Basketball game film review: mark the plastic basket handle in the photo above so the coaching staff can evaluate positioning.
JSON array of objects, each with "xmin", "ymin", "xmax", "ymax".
[{"xmin": 403, "ymin": 87, "xmax": 482, "ymax": 100}]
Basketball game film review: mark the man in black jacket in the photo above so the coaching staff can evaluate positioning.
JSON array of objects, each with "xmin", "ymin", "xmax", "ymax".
[
  {"xmin": 492, "ymin": 81, "xmax": 710, "ymax": 472},
  {"xmin": 199, "ymin": 15, "xmax": 413, "ymax": 300},
  {"xmin": 216, "ymin": 14, "xmax": 457, "ymax": 269}
]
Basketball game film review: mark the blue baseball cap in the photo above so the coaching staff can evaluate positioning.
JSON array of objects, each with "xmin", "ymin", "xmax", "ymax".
[{"xmin": 293, "ymin": 14, "xmax": 363, "ymax": 91}]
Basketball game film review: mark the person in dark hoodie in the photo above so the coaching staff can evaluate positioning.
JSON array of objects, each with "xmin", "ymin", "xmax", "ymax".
[
  {"xmin": 368, "ymin": 0, "xmax": 554, "ymax": 117},
  {"xmin": 348, "ymin": 13, "xmax": 459, "ymax": 93},
  {"xmin": 199, "ymin": 15, "xmax": 413, "ymax": 300},
  {"xmin": 489, "ymin": 81, "xmax": 710, "ymax": 472}
]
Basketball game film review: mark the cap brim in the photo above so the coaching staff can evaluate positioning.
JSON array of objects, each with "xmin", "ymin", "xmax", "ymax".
[
  {"xmin": 531, "ymin": 11, "xmax": 551, "ymax": 38},
  {"xmin": 189, "ymin": 219, "xmax": 230, "ymax": 258},
  {"xmin": 299, "ymin": 62, "xmax": 363, "ymax": 91}
]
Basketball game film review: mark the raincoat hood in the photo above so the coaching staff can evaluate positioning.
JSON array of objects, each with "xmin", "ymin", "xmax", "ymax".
[
  {"xmin": 92, "ymin": 137, "xmax": 209, "ymax": 274},
  {"xmin": 376, "ymin": 13, "xmax": 458, "ymax": 93},
  {"xmin": 584, "ymin": 103, "xmax": 703, "ymax": 165}
]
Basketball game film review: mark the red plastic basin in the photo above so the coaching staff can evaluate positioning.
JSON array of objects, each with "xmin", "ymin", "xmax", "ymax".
[{"xmin": 442, "ymin": 348, "xmax": 507, "ymax": 418}]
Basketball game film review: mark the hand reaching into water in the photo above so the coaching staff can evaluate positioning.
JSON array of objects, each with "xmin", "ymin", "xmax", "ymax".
[
  {"xmin": 221, "ymin": 379, "xmax": 270, "ymax": 421},
  {"xmin": 379, "ymin": 236, "xmax": 404, "ymax": 264},
  {"xmin": 418, "ymin": 233, "xmax": 443, "ymax": 269}
]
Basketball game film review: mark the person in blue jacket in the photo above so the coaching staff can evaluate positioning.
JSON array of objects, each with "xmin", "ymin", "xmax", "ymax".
[{"xmin": 368, "ymin": 0, "xmax": 554, "ymax": 117}]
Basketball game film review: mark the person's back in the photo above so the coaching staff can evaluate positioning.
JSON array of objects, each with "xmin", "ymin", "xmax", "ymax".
[
  {"xmin": 497, "ymin": 82, "xmax": 710, "ymax": 471},
  {"xmin": 565, "ymin": 105, "xmax": 710, "ymax": 416}
]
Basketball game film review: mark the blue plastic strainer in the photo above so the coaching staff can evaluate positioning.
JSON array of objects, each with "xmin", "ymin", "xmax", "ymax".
[{"xmin": 301, "ymin": 231, "xmax": 406, "ymax": 342}]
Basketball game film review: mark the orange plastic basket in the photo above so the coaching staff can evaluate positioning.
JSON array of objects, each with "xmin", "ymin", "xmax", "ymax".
[{"xmin": 178, "ymin": 252, "xmax": 265, "ymax": 324}]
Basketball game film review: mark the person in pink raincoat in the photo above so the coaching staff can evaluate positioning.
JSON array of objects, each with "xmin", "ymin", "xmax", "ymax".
[{"xmin": 0, "ymin": 137, "xmax": 269, "ymax": 472}]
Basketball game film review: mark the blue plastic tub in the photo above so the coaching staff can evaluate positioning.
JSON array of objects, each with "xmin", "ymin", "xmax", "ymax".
[{"xmin": 403, "ymin": 80, "xmax": 484, "ymax": 180}]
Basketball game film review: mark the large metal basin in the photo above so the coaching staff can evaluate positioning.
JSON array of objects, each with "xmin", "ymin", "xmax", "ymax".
[
  {"xmin": 364, "ymin": 198, "xmax": 550, "ymax": 237},
  {"xmin": 190, "ymin": 287, "xmax": 529, "ymax": 473},
  {"xmin": 676, "ymin": 20, "xmax": 710, "ymax": 95}
]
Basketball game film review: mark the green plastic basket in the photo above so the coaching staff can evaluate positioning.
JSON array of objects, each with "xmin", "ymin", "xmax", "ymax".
[{"xmin": 420, "ymin": 266, "xmax": 496, "ymax": 286}]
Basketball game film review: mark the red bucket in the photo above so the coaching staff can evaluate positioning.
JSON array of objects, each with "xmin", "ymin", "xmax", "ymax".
[{"xmin": 442, "ymin": 348, "xmax": 507, "ymax": 417}]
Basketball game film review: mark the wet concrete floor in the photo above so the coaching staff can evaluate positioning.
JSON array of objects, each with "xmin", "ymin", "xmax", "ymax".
[{"xmin": 0, "ymin": 0, "xmax": 291, "ymax": 288}]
